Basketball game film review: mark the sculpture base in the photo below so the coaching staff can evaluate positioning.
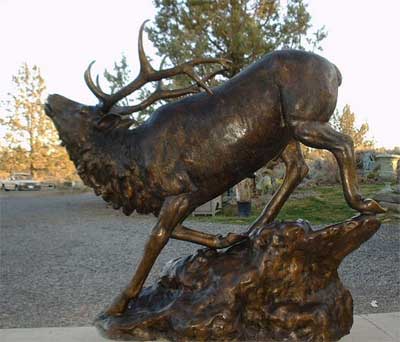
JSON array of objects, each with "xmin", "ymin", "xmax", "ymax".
[{"xmin": 95, "ymin": 215, "xmax": 380, "ymax": 341}]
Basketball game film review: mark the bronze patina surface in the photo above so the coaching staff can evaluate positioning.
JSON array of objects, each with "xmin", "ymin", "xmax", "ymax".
[
  {"xmin": 44, "ymin": 21, "xmax": 385, "ymax": 326},
  {"xmin": 95, "ymin": 215, "xmax": 380, "ymax": 341}
]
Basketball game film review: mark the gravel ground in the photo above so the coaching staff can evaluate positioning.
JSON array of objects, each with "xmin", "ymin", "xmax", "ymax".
[{"xmin": 0, "ymin": 191, "xmax": 399, "ymax": 329}]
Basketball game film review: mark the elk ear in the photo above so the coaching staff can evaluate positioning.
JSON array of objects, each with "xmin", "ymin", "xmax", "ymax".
[{"xmin": 96, "ymin": 114, "xmax": 122, "ymax": 131}]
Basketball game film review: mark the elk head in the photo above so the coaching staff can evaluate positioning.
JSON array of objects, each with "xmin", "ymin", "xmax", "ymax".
[
  {"xmin": 45, "ymin": 94, "xmax": 99, "ymax": 148},
  {"xmin": 45, "ymin": 20, "xmax": 231, "ymax": 149}
]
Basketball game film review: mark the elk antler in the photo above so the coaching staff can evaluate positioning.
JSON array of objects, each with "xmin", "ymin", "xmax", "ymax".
[{"xmin": 84, "ymin": 20, "xmax": 231, "ymax": 115}]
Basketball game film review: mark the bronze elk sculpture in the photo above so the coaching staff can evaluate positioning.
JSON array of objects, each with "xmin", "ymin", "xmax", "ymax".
[{"xmin": 45, "ymin": 22, "xmax": 385, "ymax": 316}]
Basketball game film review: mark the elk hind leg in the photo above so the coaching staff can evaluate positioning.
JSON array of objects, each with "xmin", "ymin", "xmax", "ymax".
[
  {"xmin": 292, "ymin": 120, "xmax": 385, "ymax": 214},
  {"xmin": 248, "ymin": 140, "xmax": 308, "ymax": 233}
]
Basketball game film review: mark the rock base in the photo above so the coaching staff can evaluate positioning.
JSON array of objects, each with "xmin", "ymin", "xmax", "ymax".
[{"xmin": 95, "ymin": 215, "xmax": 380, "ymax": 341}]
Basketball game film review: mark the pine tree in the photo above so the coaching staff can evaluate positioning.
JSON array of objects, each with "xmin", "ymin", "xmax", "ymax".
[
  {"xmin": 103, "ymin": 0, "xmax": 326, "ymax": 126},
  {"xmin": 330, "ymin": 105, "xmax": 373, "ymax": 150},
  {"xmin": 147, "ymin": 0, "xmax": 326, "ymax": 78},
  {"xmin": 0, "ymin": 63, "xmax": 77, "ymax": 180}
]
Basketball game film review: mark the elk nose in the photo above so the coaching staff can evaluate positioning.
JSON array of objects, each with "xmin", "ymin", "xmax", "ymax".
[{"xmin": 44, "ymin": 103, "xmax": 53, "ymax": 117}]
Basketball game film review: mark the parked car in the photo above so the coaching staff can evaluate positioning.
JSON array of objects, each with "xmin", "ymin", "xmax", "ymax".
[
  {"xmin": 1, "ymin": 173, "xmax": 41, "ymax": 191},
  {"xmin": 40, "ymin": 182, "xmax": 57, "ymax": 190}
]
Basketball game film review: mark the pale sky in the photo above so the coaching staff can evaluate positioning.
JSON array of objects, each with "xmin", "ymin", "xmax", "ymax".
[{"xmin": 0, "ymin": 0, "xmax": 399, "ymax": 148}]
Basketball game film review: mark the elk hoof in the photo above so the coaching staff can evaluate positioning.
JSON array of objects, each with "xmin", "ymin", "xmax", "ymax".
[
  {"xmin": 105, "ymin": 292, "xmax": 131, "ymax": 316},
  {"xmin": 358, "ymin": 198, "xmax": 387, "ymax": 214},
  {"xmin": 216, "ymin": 233, "xmax": 247, "ymax": 248}
]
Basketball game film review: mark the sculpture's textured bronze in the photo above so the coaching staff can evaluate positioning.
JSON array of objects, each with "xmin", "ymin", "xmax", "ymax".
[
  {"xmin": 95, "ymin": 215, "xmax": 380, "ymax": 342},
  {"xmin": 45, "ymin": 21, "xmax": 385, "ymax": 327}
]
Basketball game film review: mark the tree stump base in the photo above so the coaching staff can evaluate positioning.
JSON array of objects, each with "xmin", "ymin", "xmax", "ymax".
[{"xmin": 95, "ymin": 215, "xmax": 380, "ymax": 341}]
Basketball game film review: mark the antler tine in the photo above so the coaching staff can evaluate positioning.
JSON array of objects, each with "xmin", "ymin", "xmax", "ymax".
[
  {"xmin": 112, "ymin": 86, "xmax": 200, "ymax": 116},
  {"xmin": 138, "ymin": 19, "xmax": 156, "ymax": 75},
  {"xmin": 84, "ymin": 61, "xmax": 109, "ymax": 102},
  {"xmin": 114, "ymin": 55, "xmax": 196, "ymax": 116},
  {"xmin": 84, "ymin": 20, "xmax": 231, "ymax": 113},
  {"xmin": 91, "ymin": 21, "xmax": 154, "ymax": 112},
  {"xmin": 113, "ymin": 67, "xmax": 228, "ymax": 116},
  {"xmin": 143, "ymin": 57, "xmax": 231, "ymax": 94},
  {"xmin": 95, "ymin": 75, "xmax": 107, "ymax": 95},
  {"xmin": 83, "ymin": 21, "xmax": 153, "ymax": 112}
]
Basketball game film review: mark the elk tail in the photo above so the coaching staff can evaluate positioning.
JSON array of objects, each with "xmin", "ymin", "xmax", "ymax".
[{"xmin": 333, "ymin": 64, "xmax": 342, "ymax": 86}]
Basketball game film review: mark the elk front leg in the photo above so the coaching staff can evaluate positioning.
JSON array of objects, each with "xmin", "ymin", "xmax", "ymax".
[
  {"xmin": 293, "ymin": 121, "xmax": 385, "ymax": 214},
  {"xmin": 248, "ymin": 140, "xmax": 308, "ymax": 233},
  {"xmin": 172, "ymin": 224, "xmax": 247, "ymax": 248},
  {"xmin": 105, "ymin": 194, "xmax": 191, "ymax": 316}
]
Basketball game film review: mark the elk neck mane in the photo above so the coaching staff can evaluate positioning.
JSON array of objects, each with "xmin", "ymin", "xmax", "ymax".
[{"xmin": 65, "ymin": 126, "xmax": 163, "ymax": 216}]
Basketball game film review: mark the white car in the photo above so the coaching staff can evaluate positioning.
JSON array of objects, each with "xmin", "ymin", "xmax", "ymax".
[{"xmin": 1, "ymin": 173, "xmax": 41, "ymax": 191}]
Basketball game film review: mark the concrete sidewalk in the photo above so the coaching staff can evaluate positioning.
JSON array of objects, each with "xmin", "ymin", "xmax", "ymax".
[{"xmin": 1, "ymin": 312, "xmax": 398, "ymax": 341}]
